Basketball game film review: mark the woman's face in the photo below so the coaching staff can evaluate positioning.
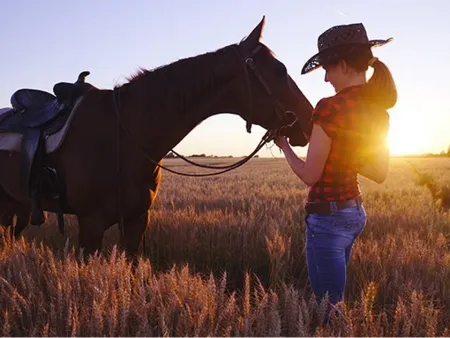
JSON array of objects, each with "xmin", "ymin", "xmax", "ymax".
[{"xmin": 323, "ymin": 60, "xmax": 349, "ymax": 93}]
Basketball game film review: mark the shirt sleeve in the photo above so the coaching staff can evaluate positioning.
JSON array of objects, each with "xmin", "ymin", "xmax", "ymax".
[{"xmin": 310, "ymin": 97, "xmax": 339, "ymax": 139}]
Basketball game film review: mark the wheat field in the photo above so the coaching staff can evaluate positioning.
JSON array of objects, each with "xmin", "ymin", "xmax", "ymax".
[{"xmin": 0, "ymin": 156, "xmax": 449, "ymax": 337}]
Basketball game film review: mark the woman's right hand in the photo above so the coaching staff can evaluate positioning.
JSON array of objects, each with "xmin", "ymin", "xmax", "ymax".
[{"xmin": 274, "ymin": 136, "xmax": 289, "ymax": 151}]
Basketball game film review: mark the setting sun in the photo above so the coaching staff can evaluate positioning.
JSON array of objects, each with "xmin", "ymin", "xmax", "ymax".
[
  {"xmin": 386, "ymin": 109, "xmax": 446, "ymax": 156},
  {"xmin": 388, "ymin": 126, "xmax": 425, "ymax": 156}
]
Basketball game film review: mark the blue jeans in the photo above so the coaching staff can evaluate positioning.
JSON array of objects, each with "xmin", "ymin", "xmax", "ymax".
[{"xmin": 305, "ymin": 203, "xmax": 367, "ymax": 308}]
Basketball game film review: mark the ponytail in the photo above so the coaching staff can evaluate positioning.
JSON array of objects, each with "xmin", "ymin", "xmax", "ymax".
[
  {"xmin": 367, "ymin": 58, "xmax": 397, "ymax": 110},
  {"xmin": 330, "ymin": 45, "xmax": 398, "ymax": 109}
]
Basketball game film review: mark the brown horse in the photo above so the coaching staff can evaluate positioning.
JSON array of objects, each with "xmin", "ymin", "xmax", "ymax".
[{"xmin": 0, "ymin": 17, "xmax": 313, "ymax": 257}]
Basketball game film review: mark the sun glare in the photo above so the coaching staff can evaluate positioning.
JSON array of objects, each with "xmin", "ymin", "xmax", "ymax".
[{"xmin": 387, "ymin": 122, "xmax": 427, "ymax": 156}]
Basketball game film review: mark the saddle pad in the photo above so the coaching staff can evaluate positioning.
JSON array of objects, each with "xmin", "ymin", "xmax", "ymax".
[
  {"xmin": 0, "ymin": 96, "xmax": 85, "ymax": 154},
  {"xmin": 0, "ymin": 107, "xmax": 12, "ymax": 117}
]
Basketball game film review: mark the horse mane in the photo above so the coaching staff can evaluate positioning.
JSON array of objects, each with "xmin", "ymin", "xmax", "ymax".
[
  {"xmin": 119, "ymin": 44, "xmax": 242, "ymax": 114},
  {"xmin": 126, "ymin": 67, "xmax": 153, "ymax": 83},
  {"xmin": 117, "ymin": 42, "xmax": 274, "ymax": 115}
]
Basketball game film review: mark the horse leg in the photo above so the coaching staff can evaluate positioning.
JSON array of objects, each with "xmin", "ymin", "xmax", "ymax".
[
  {"xmin": 13, "ymin": 204, "xmax": 31, "ymax": 237},
  {"xmin": 0, "ymin": 201, "xmax": 14, "ymax": 227},
  {"xmin": 0, "ymin": 187, "xmax": 30, "ymax": 237},
  {"xmin": 0, "ymin": 202, "xmax": 14, "ymax": 240},
  {"xmin": 121, "ymin": 210, "xmax": 149, "ymax": 260},
  {"xmin": 121, "ymin": 167, "xmax": 160, "ymax": 260},
  {"xmin": 0, "ymin": 186, "xmax": 13, "ymax": 225},
  {"xmin": 77, "ymin": 214, "xmax": 106, "ymax": 257}
]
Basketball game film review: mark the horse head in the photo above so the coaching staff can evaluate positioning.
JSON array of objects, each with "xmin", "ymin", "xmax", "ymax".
[{"xmin": 232, "ymin": 16, "xmax": 313, "ymax": 146}]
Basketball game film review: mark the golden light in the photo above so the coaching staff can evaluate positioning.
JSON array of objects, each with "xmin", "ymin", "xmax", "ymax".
[{"xmin": 387, "ymin": 118, "xmax": 428, "ymax": 156}]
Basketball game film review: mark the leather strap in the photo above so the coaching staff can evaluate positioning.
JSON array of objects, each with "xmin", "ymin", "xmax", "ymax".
[{"xmin": 305, "ymin": 196, "xmax": 362, "ymax": 215}]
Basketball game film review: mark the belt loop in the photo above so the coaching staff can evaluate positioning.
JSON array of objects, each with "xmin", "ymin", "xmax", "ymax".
[
  {"xmin": 330, "ymin": 201, "xmax": 337, "ymax": 212},
  {"xmin": 356, "ymin": 196, "xmax": 361, "ymax": 209}
]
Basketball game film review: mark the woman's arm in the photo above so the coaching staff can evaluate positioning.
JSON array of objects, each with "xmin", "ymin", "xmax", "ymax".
[
  {"xmin": 358, "ymin": 142, "xmax": 390, "ymax": 183},
  {"xmin": 276, "ymin": 123, "xmax": 331, "ymax": 186},
  {"xmin": 356, "ymin": 116, "xmax": 390, "ymax": 184}
]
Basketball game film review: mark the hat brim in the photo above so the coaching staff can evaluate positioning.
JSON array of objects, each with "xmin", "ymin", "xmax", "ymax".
[{"xmin": 301, "ymin": 37, "xmax": 393, "ymax": 75}]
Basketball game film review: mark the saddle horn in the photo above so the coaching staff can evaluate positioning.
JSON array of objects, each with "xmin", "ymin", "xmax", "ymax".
[{"xmin": 76, "ymin": 71, "xmax": 90, "ymax": 84}]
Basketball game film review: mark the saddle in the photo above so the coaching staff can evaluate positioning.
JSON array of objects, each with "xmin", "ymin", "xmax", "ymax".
[{"xmin": 0, "ymin": 71, "xmax": 96, "ymax": 234}]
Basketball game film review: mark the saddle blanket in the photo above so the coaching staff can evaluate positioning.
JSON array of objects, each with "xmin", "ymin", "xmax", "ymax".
[{"xmin": 0, "ymin": 96, "xmax": 84, "ymax": 154}]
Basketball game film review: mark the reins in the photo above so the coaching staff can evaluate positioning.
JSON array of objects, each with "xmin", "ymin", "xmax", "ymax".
[
  {"xmin": 113, "ymin": 42, "xmax": 298, "ymax": 254},
  {"xmin": 112, "ymin": 89, "xmax": 276, "ymax": 177},
  {"xmin": 112, "ymin": 43, "xmax": 296, "ymax": 177}
]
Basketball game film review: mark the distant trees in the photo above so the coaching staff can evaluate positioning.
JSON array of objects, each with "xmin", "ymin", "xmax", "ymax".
[
  {"xmin": 164, "ymin": 152, "xmax": 208, "ymax": 158},
  {"xmin": 436, "ymin": 145, "xmax": 450, "ymax": 157},
  {"xmin": 441, "ymin": 145, "xmax": 450, "ymax": 157},
  {"xmin": 164, "ymin": 152, "xmax": 236, "ymax": 158},
  {"xmin": 164, "ymin": 152, "xmax": 261, "ymax": 158}
]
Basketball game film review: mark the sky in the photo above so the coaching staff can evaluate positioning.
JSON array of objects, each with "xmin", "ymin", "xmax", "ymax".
[{"xmin": 1, "ymin": 0, "xmax": 449, "ymax": 157}]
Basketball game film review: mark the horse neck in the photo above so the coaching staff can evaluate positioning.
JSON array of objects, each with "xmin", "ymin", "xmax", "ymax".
[{"xmin": 122, "ymin": 45, "xmax": 247, "ymax": 162}]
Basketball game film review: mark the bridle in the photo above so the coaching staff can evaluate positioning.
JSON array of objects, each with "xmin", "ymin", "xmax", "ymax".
[
  {"xmin": 112, "ymin": 42, "xmax": 299, "ymax": 178},
  {"xmin": 236, "ymin": 44, "xmax": 296, "ymax": 135},
  {"xmin": 113, "ymin": 42, "xmax": 299, "ymax": 251}
]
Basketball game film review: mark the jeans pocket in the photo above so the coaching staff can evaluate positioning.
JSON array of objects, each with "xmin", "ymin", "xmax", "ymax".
[
  {"xmin": 305, "ymin": 213, "xmax": 335, "ymax": 236},
  {"xmin": 332, "ymin": 207, "xmax": 366, "ymax": 233},
  {"xmin": 305, "ymin": 213, "xmax": 321, "ymax": 236}
]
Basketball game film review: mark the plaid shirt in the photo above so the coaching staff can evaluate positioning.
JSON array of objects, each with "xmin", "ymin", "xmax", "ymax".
[{"xmin": 307, "ymin": 84, "xmax": 389, "ymax": 202}]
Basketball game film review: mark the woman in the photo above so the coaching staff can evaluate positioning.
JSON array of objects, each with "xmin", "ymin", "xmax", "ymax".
[{"xmin": 275, "ymin": 23, "xmax": 397, "ymax": 314}]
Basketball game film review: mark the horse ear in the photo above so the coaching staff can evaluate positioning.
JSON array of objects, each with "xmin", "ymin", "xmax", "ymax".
[{"xmin": 242, "ymin": 16, "xmax": 265, "ymax": 47}]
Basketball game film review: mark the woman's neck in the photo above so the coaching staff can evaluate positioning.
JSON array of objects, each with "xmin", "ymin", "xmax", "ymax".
[{"xmin": 337, "ymin": 73, "xmax": 367, "ymax": 93}]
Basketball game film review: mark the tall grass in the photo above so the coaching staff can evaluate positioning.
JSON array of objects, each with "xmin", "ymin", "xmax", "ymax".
[{"xmin": 1, "ymin": 157, "xmax": 449, "ymax": 336}]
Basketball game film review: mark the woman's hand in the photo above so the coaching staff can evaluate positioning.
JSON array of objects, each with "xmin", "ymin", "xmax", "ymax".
[{"xmin": 274, "ymin": 136, "xmax": 289, "ymax": 151}]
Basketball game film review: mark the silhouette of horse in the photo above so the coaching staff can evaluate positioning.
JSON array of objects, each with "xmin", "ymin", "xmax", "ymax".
[{"xmin": 0, "ymin": 17, "xmax": 313, "ymax": 257}]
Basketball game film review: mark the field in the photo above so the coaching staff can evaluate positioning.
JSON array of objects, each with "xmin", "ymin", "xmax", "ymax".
[{"xmin": 1, "ymin": 157, "xmax": 450, "ymax": 336}]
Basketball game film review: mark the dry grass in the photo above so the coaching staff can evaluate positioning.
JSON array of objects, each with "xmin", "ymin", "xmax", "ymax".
[{"xmin": 1, "ymin": 157, "xmax": 450, "ymax": 336}]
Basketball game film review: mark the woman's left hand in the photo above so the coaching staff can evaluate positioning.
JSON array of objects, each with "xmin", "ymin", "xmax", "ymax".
[{"xmin": 274, "ymin": 136, "xmax": 289, "ymax": 150}]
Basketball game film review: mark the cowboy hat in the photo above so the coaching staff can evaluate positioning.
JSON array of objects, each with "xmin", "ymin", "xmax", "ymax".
[{"xmin": 301, "ymin": 23, "xmax": 393, "ymax": 74}]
